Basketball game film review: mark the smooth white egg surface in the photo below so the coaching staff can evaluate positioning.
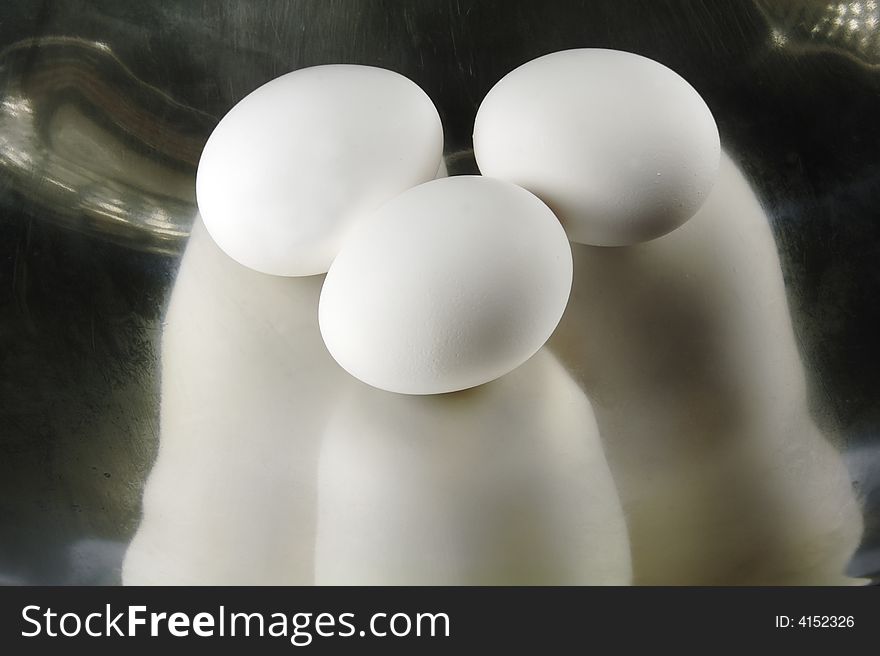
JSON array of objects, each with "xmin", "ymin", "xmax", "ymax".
[
  {"xmin": 318, "ymin": 175, "xmax": 573, "ymax": 395},
  {"xmin": 196, "ymin": 64, "xmax": 443, "ymax": 276},
  {"xmin": 473, "ymin": 48, "xmax": 720, "ymax": 246}
]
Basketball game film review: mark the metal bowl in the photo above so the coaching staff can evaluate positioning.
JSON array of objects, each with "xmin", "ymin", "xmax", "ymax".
[{"xmin": 1, "ymin": 0, "xmax": 878, "ymax": 584}]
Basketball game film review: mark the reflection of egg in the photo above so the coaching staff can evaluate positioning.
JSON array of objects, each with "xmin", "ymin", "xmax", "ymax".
[
  {"xmin": 319, "ymin": 176, "xmax": 572, "ymax": 395},
  {"xmin": 196, "ymin": 65, "xmax": 443, "ymax": 276},
  {"xmin": 315, "ymin": 350, "xmax": 631, "ymax": 585},
  {"xmin": 474, "ymin": 49, "xmax": 720, "ymax": 246}
]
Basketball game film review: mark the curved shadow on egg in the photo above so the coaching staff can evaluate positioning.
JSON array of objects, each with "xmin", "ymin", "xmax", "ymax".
[
  {"xmin": 314, "ymin": 349, "xmax": 631, "ymax": 585},
  {"xmin": 549, "ymin": 151, "xmax": 863, "ymax": 584}
]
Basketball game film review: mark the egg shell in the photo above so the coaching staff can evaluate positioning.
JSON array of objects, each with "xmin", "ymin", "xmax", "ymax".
[
  {"xmin": 196, "ymin": 64, "xmax": 443, "ymax": 276},
  {"xmin": 318, "ymin": 175, "xmax": 573, "ymax": 395},
  {"xmin": 473, "ymin": 48, "xmax": 720, "ymax": 246}
]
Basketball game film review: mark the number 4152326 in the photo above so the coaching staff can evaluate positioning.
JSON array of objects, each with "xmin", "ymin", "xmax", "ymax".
[{"xmin": 775, "ymin": 616, "xmax": 854, "ymax": 628}]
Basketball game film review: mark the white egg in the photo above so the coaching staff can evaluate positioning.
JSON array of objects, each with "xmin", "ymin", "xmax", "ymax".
[
  {"xmin": 473, "ymin": 48, "xmax": 720, "ymax": 246},
  {"xmin": 196, "ymin": 64, "xmax": 443, "ymax": 276},
  {"xmin": 318, "ymin": 176, "xmax": 572, "ymax": 395}
]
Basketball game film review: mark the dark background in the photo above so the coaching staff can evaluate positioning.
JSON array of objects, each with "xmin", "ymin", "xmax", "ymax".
[{"xmin": 1, "ymin": 0, "xmax": 879, "ymax": 583}]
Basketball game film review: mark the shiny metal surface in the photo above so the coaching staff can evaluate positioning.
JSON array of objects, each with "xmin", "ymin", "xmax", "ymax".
[
  {"xmin": 1, "ymin": 0, "xmax": 879, "ymax": 584},
  {"xmin": 0, "ymin": 36, "xmax": 210, "ymax": 255}
]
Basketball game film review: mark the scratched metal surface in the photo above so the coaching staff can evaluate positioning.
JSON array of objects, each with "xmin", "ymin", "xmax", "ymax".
[{"xmin": 1, "ymin": 0, "xmax": 879, "ymax": 584}]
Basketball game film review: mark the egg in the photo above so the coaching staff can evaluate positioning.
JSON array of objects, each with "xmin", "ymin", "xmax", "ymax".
[
  {"xmin": 473, "ymin": 48, "xmax": 721, "ymax": 246},
  {"xmin": 318, "ymin": 176, "xmax": 573, "ymax": 395},
  {"xmin": 196, "ymin": 64, "xmax": 443, "ymax": 276}
]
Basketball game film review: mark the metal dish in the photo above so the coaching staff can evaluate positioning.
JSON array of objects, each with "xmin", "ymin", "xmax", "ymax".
[{"xmin": 1, "ymin": 0, "xmax": 878, "ymax": 584}]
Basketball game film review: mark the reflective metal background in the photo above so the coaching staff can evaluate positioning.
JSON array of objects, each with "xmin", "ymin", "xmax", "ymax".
[{"xmin": 1, "ymin": 0, "xmax": 879, "ymax": 584}]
